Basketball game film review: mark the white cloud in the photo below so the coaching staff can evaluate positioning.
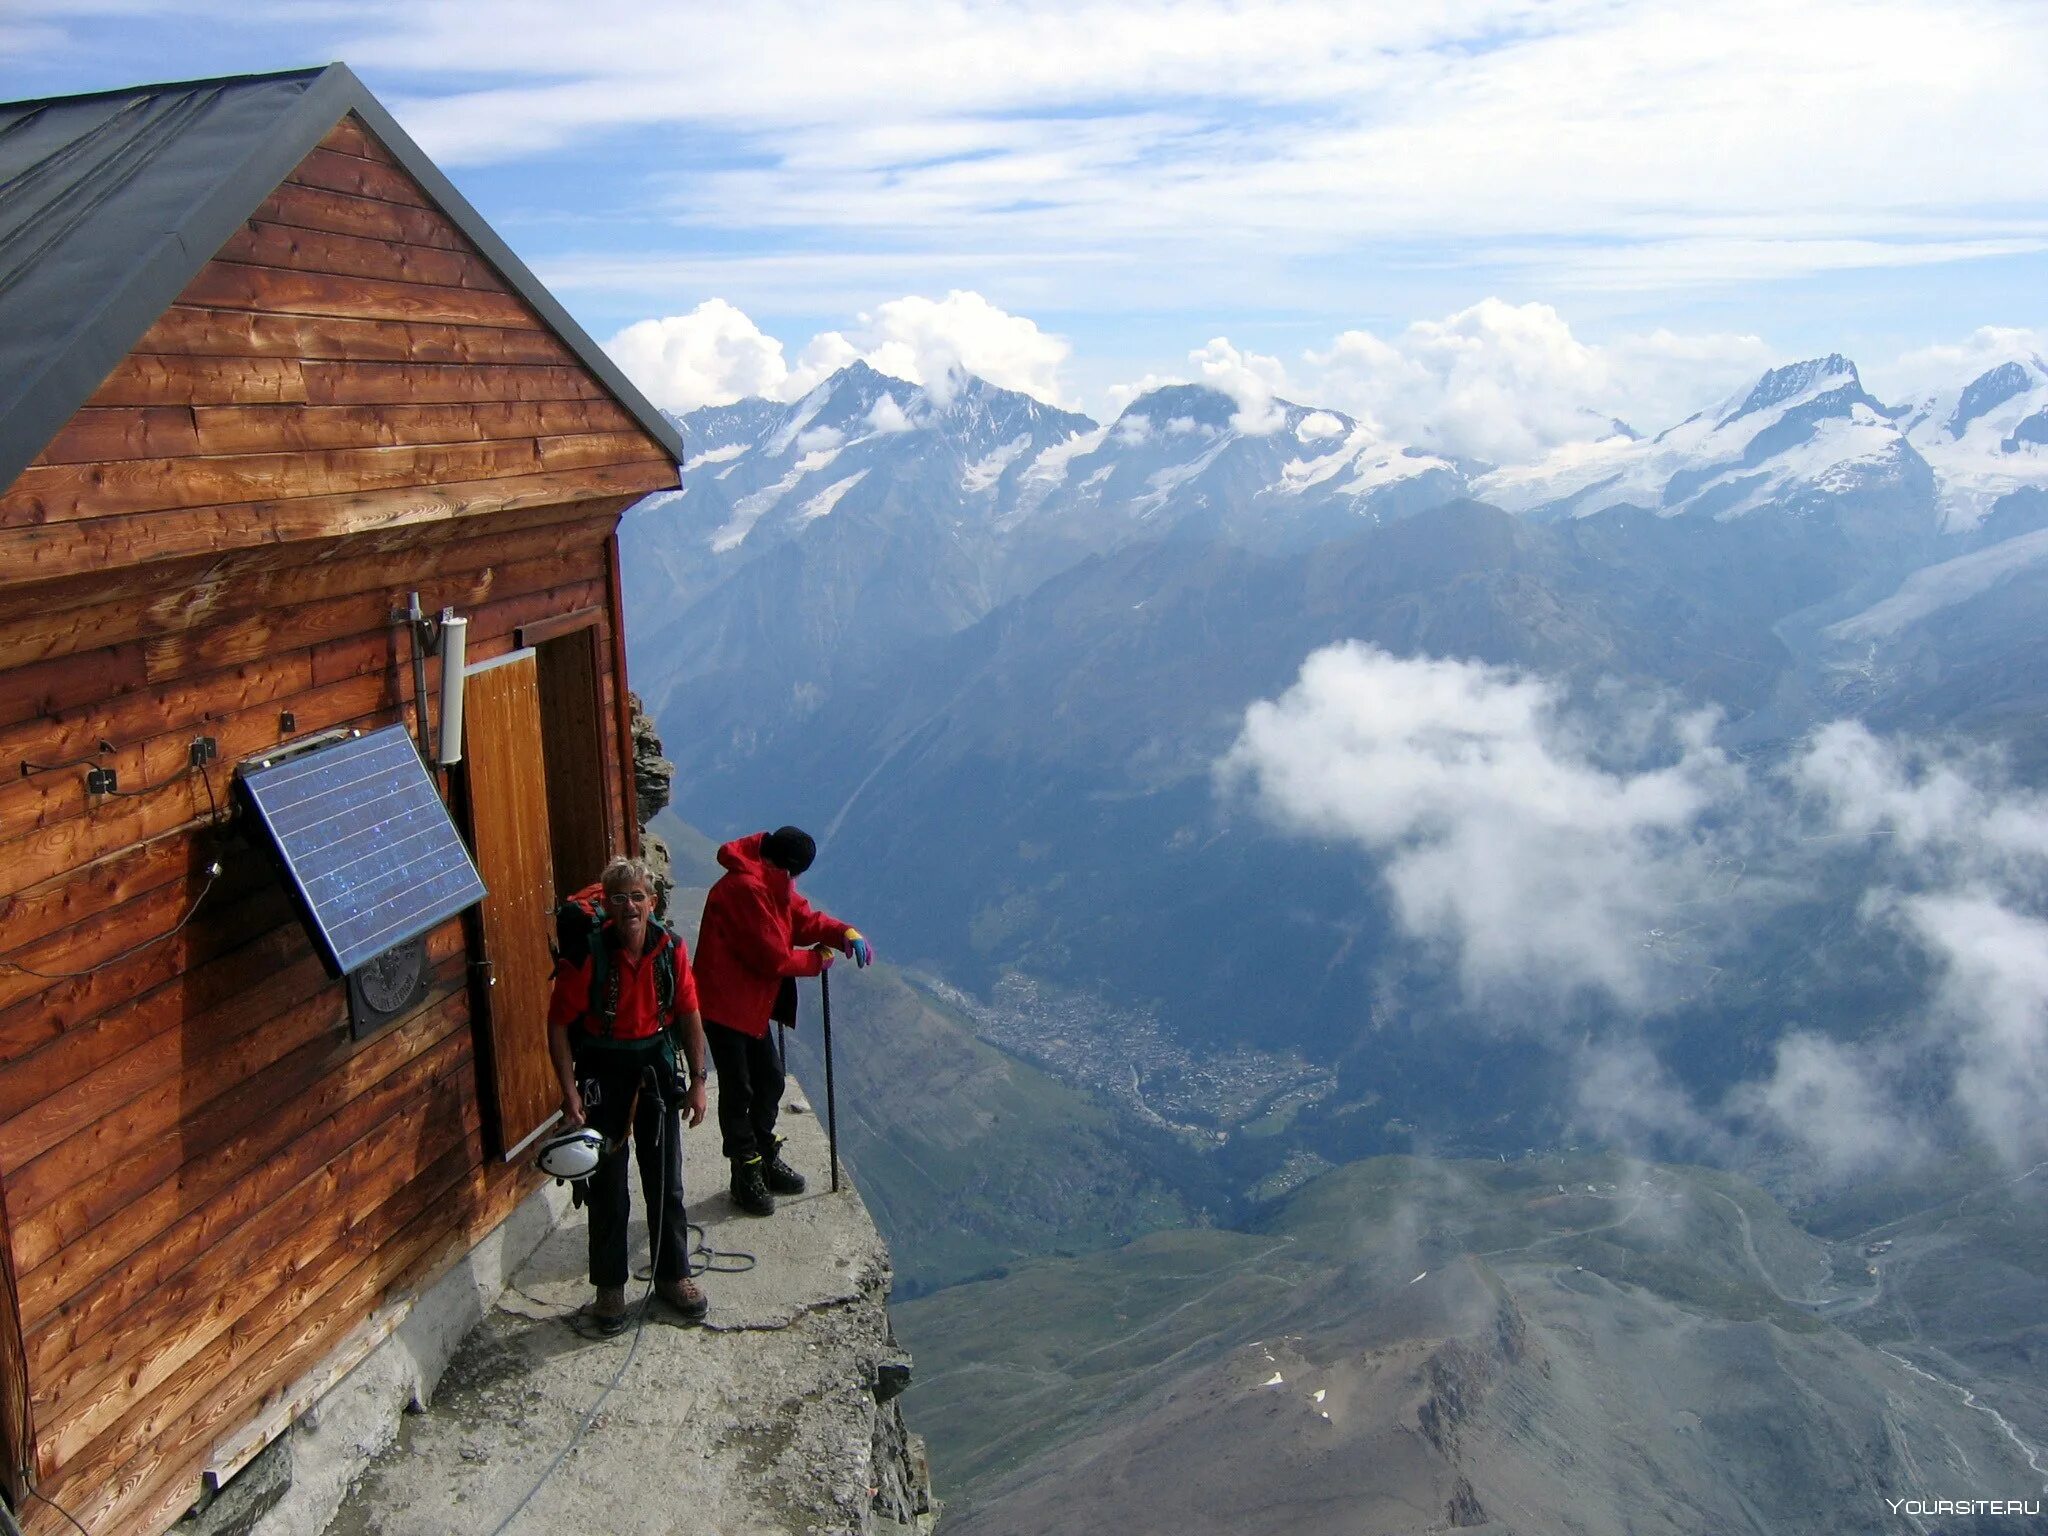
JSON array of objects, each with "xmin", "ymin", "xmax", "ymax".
[
  {"xmin": 1218, "ymin": 643, "xmax": 1742, "ymax": 1010},
  {"xmin": 799, "ymin": 292, "xmax": 1073, "ymax": 407},
  {"xmin": 1221, "ymin": 656, "xmax": 2048, "ymax": 1175},
  {"xmin": 1872, "ymin": 325, "xmax": 2048, "ymax": 402},
  {"xmin": 1303, "ymin": 300, "xmax": 1772, "ymax": 461},
  {"xmin": 604, "ymin": 298, "xmax": 793, "ymax": 412},
  {"xmin": 1575, "ymin": 1039, "xmax": 1730, "ymax": 1158},
  {"xmin": 1793, "ymin": 723, "xmax": 2048, "ymax": 1164},
  {"xmin": 1192, "ymin": 338, "xmax": 1289, "ymax": 435},
  {"xmin": 330, "ymin": 0, "xmax": 2048, "ymax": 301},
  {"xmin": 866, "ymin": 393, "xmax": 916, "ymax": 434},
  {"xmin": 1731, "ymin": 1033, "xmax": 1925, "ymax": 1179},
  {"xmin": 607, "ymin": 292, "xmax": 1070, "ymax": 412},
  {"xmin": 1103, "ymin": 372, "xmax": 1187, "ymax": 420},
  {"xmin": 1296, "ymin": 411, "xmax": 1347, "ymax": 441}
]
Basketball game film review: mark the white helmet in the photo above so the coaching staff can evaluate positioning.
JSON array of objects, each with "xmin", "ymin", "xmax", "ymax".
[{"xmin": 536, "ymin": 1126, "xmax": 608, "ymax": 1180}]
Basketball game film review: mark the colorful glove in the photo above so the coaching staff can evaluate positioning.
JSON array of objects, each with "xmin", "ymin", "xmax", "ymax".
[{"xmin": 844, "ymin": 929, "xmax": 873, "ymax": 968}]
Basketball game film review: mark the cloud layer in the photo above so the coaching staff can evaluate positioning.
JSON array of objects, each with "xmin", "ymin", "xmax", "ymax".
[
  {"xmin": 1222, "ymin": 649, "xmax": 2048, "ymax": 1178},
  {"xmin": 334, "ymin": 0, "xmax": 2048, "ymax": 301},
  {"xmin": 612, "ymin": 291, "xmax": 1780, "ymax": 459}
]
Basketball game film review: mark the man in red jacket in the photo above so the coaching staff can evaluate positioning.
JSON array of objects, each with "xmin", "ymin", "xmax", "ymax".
[{"xmin": 694, "ymin": 826, "xmax": 871, "ymax": 1215}]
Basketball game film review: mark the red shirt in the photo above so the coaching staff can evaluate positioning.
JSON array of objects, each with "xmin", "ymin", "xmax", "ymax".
[{"xmin": 546, "ymin": 924, "xmax": 699, "ymax": 1041}]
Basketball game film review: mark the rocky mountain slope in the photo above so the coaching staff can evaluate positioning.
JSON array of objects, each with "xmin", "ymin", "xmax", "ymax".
[{"xmin": 903, "ymin": 1156, "xmax": 2048, "ymax": 1535}]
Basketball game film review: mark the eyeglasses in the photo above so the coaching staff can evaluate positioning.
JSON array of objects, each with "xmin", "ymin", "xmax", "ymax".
[{"xmin": 604, "ymin": 889, "xmax": 654, "ymax": 907}]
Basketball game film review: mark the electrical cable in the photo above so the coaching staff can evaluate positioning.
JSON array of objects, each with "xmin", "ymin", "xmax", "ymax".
[
  {"xmin": 0, "ymin": 861, "xmax": 222, "ymax": 979},
  {"xmin": 98, "ymin": 762, "xmax": 195, "ymax": 798},
  {"xmin": 16, "ymin": 741, "xmax": 113, "ymax": 778},
  {"xmin": 20, "ymin": 1476, "xmax": 89, "ymax": 1536}
]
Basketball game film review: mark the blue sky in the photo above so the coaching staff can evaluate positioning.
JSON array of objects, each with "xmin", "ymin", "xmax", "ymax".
[{"xmin": 9, "ymin": 0, "xmax": 2046, "ymax": 455}]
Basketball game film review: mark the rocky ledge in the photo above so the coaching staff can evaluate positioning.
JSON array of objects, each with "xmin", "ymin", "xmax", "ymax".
[{"xmin": 314, "ymin": 1081, "xmax": 935, "ymax": 1536}]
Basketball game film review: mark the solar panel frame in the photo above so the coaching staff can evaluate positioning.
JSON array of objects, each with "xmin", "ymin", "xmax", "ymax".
[{"xmin": 238, "ymin": 723, "xmax": 487, "ymax": 977}]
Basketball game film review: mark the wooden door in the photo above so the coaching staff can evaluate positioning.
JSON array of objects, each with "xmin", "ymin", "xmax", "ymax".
[
  {"xmin": 460, "ymin": 650, "xmax": 560, "ymax": 1158},
  {"xmin": 535, "ymin": 626, "xmax": 613, "ymax": 899}
]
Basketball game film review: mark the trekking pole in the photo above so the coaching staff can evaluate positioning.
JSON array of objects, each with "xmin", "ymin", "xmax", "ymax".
[{"xmin": 820, "ymin": 966, "xmax": 840, "ymax": 1193}]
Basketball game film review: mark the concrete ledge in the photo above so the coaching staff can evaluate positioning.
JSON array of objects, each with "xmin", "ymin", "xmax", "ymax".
[
  {"xmin": 316, "ymin": 1074, "xmax": 935, "ymax": 1535},
  {"xmin": 175, "ymin": 1180, "xmax": 572, "ymax": 1536}
]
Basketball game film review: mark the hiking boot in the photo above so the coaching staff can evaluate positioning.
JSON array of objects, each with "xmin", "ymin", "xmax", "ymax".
[
  {"xmin": 730, "ymin": 1156, "xmax": 776, "ymax": 1216},
  {"xmin": 762, "ymin": 1148, "xmax": 807, "ymax": 1196},
  {"xmin": 657, "ymin": 1276, "xmax": 709, "ymax": 1323},
  {"xmin": 591, "ymin": 1284, "xmax": 628, "ymax": 1336}
]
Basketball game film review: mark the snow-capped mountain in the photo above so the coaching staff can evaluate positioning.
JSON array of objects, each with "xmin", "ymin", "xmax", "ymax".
[
  {"xmin": 1895, "ymin": 352, "xmax": 2048, "ymax": 531},
  {"xmin": 1016, "ymin": 385, "xmax": 1468, "ymax": 552},
  {"xmin": 1473, "ymin": 355, "xmax": 1930, "ymax": 527}
]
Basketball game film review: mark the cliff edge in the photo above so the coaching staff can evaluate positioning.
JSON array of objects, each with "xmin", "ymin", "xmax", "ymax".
[{"xmin": 194, "ymin": 1076, "xmax": 936, "ymax": 1536}]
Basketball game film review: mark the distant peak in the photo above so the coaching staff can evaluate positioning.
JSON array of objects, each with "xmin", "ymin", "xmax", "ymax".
[
  {"xmin": 1722, "ymin": 354, "xmax": 1862, "ymax": 425},
  {"xmin": 1948, "ymin": 359, "xmax": 2043, "ymax": 437},
  {"xmin": 1114, "ymin": 382, "xmax": 1239, "ymax": 429}
]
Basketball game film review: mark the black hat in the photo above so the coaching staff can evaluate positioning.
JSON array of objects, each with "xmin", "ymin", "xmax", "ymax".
[{"xmin": 761, "ymin": 826, "xmax": 816, "ymax": 875}]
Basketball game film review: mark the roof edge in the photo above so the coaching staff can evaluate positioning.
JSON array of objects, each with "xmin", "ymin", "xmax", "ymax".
[
  {"xmin": 0, "ymin": 64, "xmax": 331, "ymax": 114},
  {"xmin": 1, "ymin": 62, "xmax": 683, "ymax": 494},
  {"xmin": 331, "ymin": 67, "xmax": 686, "ymax": 464}
]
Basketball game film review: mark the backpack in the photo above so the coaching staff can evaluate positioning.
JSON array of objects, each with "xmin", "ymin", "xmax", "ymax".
[{"xmin": 553, "ymin": 882, "xmax": 681, "ymax": 1038}]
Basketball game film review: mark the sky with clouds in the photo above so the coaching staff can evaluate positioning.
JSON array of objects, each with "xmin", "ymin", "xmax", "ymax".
[{"xmin": 10, "ymin": 0, "xmax": 2046, "ymax": 444}]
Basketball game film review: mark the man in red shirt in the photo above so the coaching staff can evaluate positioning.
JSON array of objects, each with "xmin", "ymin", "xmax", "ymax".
[
  {"xmin": 694, "ymin": 827, "xmax": 870, "ymax": 1215},
  {"xmin": 548, "ymin": 856, "xmax": 711, "ymax": 1332}
]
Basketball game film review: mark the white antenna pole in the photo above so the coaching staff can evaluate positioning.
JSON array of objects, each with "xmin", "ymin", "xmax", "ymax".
[{"xmin": 437, "ymin": 614, "xmax": 469, "ymax": 765}]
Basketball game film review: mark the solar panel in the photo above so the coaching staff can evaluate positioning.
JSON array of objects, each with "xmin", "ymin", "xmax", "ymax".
[{"xmin": 239, "ymin": 724, "xmax": 487, "ymax": 977}]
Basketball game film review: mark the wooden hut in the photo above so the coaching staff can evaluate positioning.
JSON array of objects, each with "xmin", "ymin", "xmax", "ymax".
[{"xmin": 0, "ymin": 66, "xmax": 683, "ymax": 1534}]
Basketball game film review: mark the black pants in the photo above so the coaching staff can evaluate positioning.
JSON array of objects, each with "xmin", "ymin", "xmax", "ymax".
[
  {"xmin": 705, "ymin": 1019, "xmax": 784, "ymax": 1162},
  {"xmin": 572, "ymin": 1039, "xmax": 690, "ymax": 1287}
]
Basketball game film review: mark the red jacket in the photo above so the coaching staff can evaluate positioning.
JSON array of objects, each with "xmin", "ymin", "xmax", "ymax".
[
  {"xmin": 546, "ymin": 922, "xmax": 698, "ymax": 1041},
  {"xmin": 694, "ymin": 833, "xmax": 852, "ymax": 1038}
]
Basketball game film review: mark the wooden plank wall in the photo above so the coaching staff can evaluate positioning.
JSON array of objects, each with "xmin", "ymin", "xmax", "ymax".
[
  {"xmin": 0, "ymin": 113, "xmax": 677, "ymax": 585},
  {"xmin": 0, "ymin": 114, "xmax": 673, "ymax": 1535}
]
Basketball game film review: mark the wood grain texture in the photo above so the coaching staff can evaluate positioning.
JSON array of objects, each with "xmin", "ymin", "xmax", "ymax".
[
  {"xmin": 302, "ymin": 360, "xmax": 599, "ymax": 406},
  {"xmin": 252, "ymin": 181, "xmax": 469, "ymax": 252},
  {"xmin": 0, "ymin": 462, "xmax": 673, "ymax": 584},
  {"xmin": 88, "ymin": 355, "xmax": 307, "ymax": 407},
  {"xmin": 39, "ymin": 1119, "xmax": 477, "ymax": 1476},
  {"xmin": 0, "ymin": 513, "xmax": 608, "ymax": 670},
  {"xmin": 4, "ymin": 434, "xmax": 651, "ymax": 526},
  {"xmin": 12, "ymin": 992, "xmax": 465, "ymax": 1331},
  {"xmin": 122, "ymin": 307, "xmax": 569, "ymax": 369},
  {"xmin": 462, "ymin": 654, "xmax": 565, "ymax": 1155},
  {"xmin": 217, "ymin": 222, "xmax": 509, "ymax": 293},
  {"xmin": 0, "ymin": 921, "xmax": 309, "ymax": 1130},
  {"xmin": 22, "ymin": 1026, "xmax": 467, "ymax": 1375},
  {"xmin": 182, "ymin": 264, "xmax": 537, "ymax": 330},
  {"xmin": 31, "ymin": 1065, "xmax": 477, "ymax": 1456},
  {"xmin": 28, "ymin": 406, "xmax": 199, "ymax": 466},
  {"xmin": 0, "ymin": 876, "xmax": 288, "ymax": 1056},
  {"xmin": 188, "ymin": 397, "xmax": 637, "ymax": 455},
  {"xmin": 288, "ymin": 146, "xmax": 437, "ymax": 210},
  {"xmin": 0, "ymin": 495, "xmax": 627, "ymax": 632}
]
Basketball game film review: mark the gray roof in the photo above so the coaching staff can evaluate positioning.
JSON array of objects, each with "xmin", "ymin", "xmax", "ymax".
[{"xmin": 0, "ymin": 64, "xmax": 684, "ymax": 493}]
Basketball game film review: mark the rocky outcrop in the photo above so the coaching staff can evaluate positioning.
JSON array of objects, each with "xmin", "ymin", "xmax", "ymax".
[
  {"xmin": 627, "ymin": 689, "xmax": 677, "ymax": 907},
  {"xmin": 1417, "ymin": 1287, "xmax": 1528, "ymax": 1455}
]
